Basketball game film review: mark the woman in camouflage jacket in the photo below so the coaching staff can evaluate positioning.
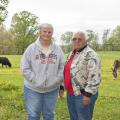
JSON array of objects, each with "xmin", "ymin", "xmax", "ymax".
[{"xmin": 64, "ymin": 32, "xmax": 101, "ymax": 120}]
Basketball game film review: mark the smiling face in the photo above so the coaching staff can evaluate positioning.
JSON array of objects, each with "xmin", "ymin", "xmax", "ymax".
[
  {"xmin": 72, "ymin": 32, "xmax": 87, "ymax": 50},
  {"xmin": 39, "ymin": 24, "xmax": 53, "ymax": 42}
]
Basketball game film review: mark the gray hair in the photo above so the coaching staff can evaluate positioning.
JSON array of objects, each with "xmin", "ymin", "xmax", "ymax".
[
  {"xmin": 72, "ymin": 31, "xmax": 87, "ymax": 41},
  {"xmin": 38, "ymin": 23, "xmax": 53, "ymax": 32}
]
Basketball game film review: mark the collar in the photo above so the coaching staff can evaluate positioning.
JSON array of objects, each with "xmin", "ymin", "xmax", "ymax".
[
  {"xmin": 35, "ymin": 37, "xmax": 54, "ymax": 52},
  {"xmin": 77, "ymin": 45, "xmax": 87, "ymax": 53},
  {"xmin": 74, "ymin": 45, "xmax": 87, "ymax": 53}
]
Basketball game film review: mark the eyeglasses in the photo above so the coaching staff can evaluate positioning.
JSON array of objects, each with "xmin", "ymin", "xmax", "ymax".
[{"xmin": 72, "ymin": 38, "xmax": 82, "ymax": 41}]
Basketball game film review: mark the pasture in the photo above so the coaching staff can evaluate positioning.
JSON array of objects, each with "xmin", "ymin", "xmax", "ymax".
[{"xmin": 0, "ymin": 51, "xmax": 120, "ymax": 120}]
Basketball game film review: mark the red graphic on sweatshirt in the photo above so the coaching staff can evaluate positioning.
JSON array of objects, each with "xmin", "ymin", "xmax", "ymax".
[{"xmin": 39, "ymin": 53, "xmax": 57, "ymax": 64}]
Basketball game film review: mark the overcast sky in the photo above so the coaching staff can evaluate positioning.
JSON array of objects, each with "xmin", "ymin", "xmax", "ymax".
[{"xmin": 4, "ymin": 0, "xmax": 120, "ymax": 43}]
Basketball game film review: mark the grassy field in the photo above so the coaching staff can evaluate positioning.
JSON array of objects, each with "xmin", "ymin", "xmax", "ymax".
[{"xmin": 0, "ymin": 51, "xmax": 120, "ymax": 120}]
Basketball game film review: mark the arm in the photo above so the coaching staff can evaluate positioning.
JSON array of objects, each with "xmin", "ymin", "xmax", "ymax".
[
  {"xmin": 58, "ymin": 47, "xmax": 65, "ymax": 98},
  {"xmin": 20, "ymin": 45, "xmax": 35, "ymax": 82},
  {"xmin": 58, "ymin": 47, "xmax": 65, "ymax": 83},
  {"xmin": 82, "ymin": 53, "xmax": 101, "ymax": 105}
]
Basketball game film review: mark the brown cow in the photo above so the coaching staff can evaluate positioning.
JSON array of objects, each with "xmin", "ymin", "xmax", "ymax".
[{"xmin": 112, "ymin": 59, "xmax": 120, "ymax": 80}]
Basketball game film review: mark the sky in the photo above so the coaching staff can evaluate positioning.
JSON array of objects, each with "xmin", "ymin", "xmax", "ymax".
[{"xmin": 4, "ymin": 0, "xmax": 120, "ymax": 43}]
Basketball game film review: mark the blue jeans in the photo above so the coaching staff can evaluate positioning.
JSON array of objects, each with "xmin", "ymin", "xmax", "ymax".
[
  {"xmin": 67, "ymin": 93, "xmax": 98, "ymax": 120},
  {"xmin": 24, "ymin": 86, "xmax": 59, "ymax": 120}
]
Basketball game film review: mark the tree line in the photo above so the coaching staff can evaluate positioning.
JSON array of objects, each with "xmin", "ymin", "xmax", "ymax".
[
  {"xmin": 61, "ymin": 28, "xmax": 120, "ymax": 53},
  {"xmin": 0, "ymin": 0, "xmax": 120, "ymax": 54}
]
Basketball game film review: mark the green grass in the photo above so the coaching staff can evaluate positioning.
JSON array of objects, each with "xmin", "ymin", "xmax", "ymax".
[{"xmin": 0, "ymin": 51, "xmax": 120, "ymax": 120}]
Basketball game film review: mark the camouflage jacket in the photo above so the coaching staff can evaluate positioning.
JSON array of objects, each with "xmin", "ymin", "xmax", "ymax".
[{"xmin": 66, "ymin": 46, "xmax": 101, "ymax": 97}]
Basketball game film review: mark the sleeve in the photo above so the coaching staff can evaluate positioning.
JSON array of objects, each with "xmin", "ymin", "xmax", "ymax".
[
  {"xmin": 20, "ymin": 45, "xmax": 35, "ymax": 82},
  {"xmin": 83, "ymin": 52, "xmax": 101, "ymax": 97},
  {"xmin": 57, "ymin": 47, "xmax": 65, "ymax": 90}
]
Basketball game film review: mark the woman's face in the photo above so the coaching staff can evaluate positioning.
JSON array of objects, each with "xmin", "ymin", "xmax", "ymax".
[
  {"xmin": 40, "ymin": 27, "xmax": 53, "ymax": 42},
  {"xmin": 72, "ymin": 33, "xmax": 87, "ymax": 50}
]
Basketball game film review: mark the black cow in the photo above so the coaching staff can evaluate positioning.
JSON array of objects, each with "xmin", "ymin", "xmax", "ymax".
[{"xmin": 0, "ymin": 57, "xmax": 12, "ymax": 68}]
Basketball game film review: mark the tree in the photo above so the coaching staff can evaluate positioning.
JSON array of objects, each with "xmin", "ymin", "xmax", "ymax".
[
  {"xmin": 60, "ymin": 31, "xmax": 73, "ymax": 53},
  {"xmin": 61, "ymin": 31, "xmax": 73, "ymax": 45},
  {"xmin": 86, "ymin": 30, "xmax": 99, "ymax": 50},
  {"xmin": 0, "ymin": 24, "xmax": 6, "ymax": 54},
  {"xmin": 106, "ymin": 26, "xmax": 120, "ymax": 51},
  {"xmin": 102, "ymin": 29, "xmax": 110, "ymax": 44},
  {"xmin": 101, "ymin": 29, "xmax": 110, "ymax": 51},
  {"xmin": 10, "ymin": 11, "xmax": 39, "ymax": 54},
  {"xmin": 0, "ymin": 0, "xmax": 9, "ymax": 24},
  {"xmin": 0, "ymin": 24, "xmax": 15, "ymax": 54}
]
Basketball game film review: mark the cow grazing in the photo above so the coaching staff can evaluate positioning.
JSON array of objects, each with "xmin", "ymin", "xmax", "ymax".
[
  {"xmin": 112, "ymin": 59, "xmax": 120, "ymax": 80},
  {"xmin": 0, "ymin": 57, "xmax": 12, "ymax": 68}
]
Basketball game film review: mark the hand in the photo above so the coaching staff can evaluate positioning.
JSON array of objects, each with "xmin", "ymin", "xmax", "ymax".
[
  {"xmin": 59, "ymin": 90, "xmax": 64, "ymax": 99},
  {"xmin": 82, "ymin": 96, "xmax": 90, "ymax": 106}
]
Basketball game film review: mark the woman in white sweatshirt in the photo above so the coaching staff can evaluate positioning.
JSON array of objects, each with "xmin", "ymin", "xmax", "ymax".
[{"xmin": 20, "ymin": 23, "xmax": 64, "ymax": 120}]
